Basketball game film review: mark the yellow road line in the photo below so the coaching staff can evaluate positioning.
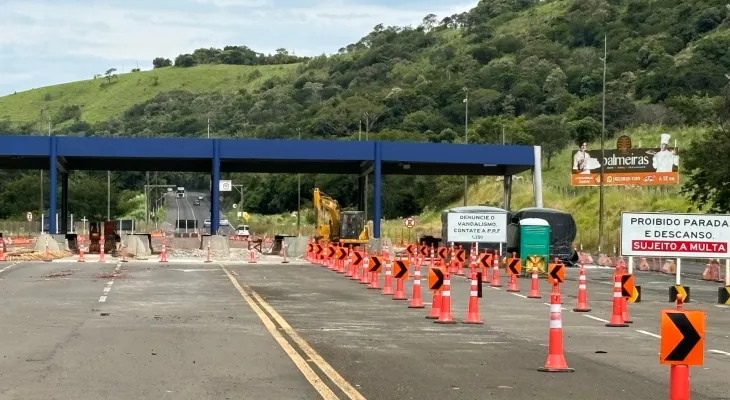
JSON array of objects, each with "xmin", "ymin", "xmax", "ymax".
[
  {"xmin": 246, "ymin": 280, "xmax": 367, "ymax": 400},
  {"xmin": 220, "ymin": 266, "xmax": 339, "ymax": 400}
]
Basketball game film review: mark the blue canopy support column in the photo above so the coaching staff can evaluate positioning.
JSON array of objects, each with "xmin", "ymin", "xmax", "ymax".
[
  {"xmin": 210, "ymin": 140, "xmax": 221, "ymax": 235},
  {"xmin": 357, "ymin": 176, "xmax": 365, "ymax": 213},
  {"xmin": 373, "ymin": 142, "xmax": 382, "ymax": 239},
  {"xmin": 61, "ymin": 172, "xmax": 69, "ymax": 234},
  {"xmin": 49, "ymin": 137, "xmax": 58, "ymax": 234}
]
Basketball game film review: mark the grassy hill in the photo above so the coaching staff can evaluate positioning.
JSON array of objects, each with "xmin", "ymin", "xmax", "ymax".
[{"xmin": 0, "ymin": 64, "xmax": 300, "ymax": 125}]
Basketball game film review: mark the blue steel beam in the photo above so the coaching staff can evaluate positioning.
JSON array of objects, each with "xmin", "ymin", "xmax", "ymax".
[
  {"xmin": 49, "ymin": 137, "xmax": 57, "ymax": 234},
  {"xmin": 210, "ymin": 140, "xmax": 221, "ymax": 235},
  {"xmin": 373, "ymin": 142, "xmax": 382, "ymax": 239}
]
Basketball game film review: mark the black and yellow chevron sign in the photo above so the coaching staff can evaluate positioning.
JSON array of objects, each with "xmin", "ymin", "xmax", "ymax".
[
  {"xmin": 718, "ymin": 287, "xmax": 730, "ymax": 305},
  {"xmin": 670, "ymin": 285, "xmax": 691, "ymax": 303},
  {"xmin": 629, "ymin": 285, "xmax": 641, "ymax": 303}
]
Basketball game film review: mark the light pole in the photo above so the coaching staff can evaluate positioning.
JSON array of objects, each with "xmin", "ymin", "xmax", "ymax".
[
  {"xmin": 297, "ymin": 128, "xmax": 302, "ymax": 236},
  {"xmin": 107, "ymin": 170, "xmax": 111, "ymax": 220},
  {"xmin": 463, "ymin": 87, "xmax": 469, "ymax": 207},
  {"xmin": 598, "ymin": 35, "xmax": 607, "ymax": 254}
]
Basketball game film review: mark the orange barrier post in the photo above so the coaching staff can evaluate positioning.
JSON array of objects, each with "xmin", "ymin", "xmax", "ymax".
[
  {"xmin": 0, "ymin": 249, "xmax": 5, "ymax": 262},
  {"xmin": 490, "ymin": 263, "xmax": 502, "ymax": 287},
  {"xmin": 205, "ymin": 242, "xmax": 212, "ymax": 263},
  {"xmin": 463, "ymin": 271, "xmax": 483, "ymax": 325},
  {"xmin": 393, "ymin": 277, "xmax": 407, "ymax": 300},
  {"xmin": 120, "ymin": 244, "xmax": 128, "ymax": 263},
  {"xmin": 282, "ymin": 244, "xmax": 290, "ymax": 264},
  {"xmin": 538, "ymin": 283, "xmax": 574, "ymax": 372},
  {"xmin": 426, "ymin": 291, "xmax": 441, "ymax": 319},
  {"xmin": 392, "ymin": 258, "xmax": 408, "ymax": 300},
  {"xmin": 573, "ymin": 267, "xmax": 591, "ymax": 312},
  {"xmin": 622, "ymin": 296, "xmax": 633, "ymax": 324},
  {"xmin": 606, "ymin": 273, "xmax": 629, "ymax": 327},
  {"xmin": 528, "ymin": 267, "xmax": 541, "ymax": 298},
  {"xmin": 434, "ymin": 273, "xmax": 456, "ymax": 324},
  {"xmin": 77, "ymin": 246, "xmax": 86, "ymax": 263},
  {"xmin": 98, "ymin": 237, "xmax": 106, "ymax": 263},
  {"xmin": 359, "ymin": 260, "xmax": 370, "ymax": 284},
  {"xmin": 159, "ymin": 243, "xmax": 168, "ymax": 263}
]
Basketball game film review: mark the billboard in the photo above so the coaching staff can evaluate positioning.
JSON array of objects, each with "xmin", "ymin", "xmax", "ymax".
[
  {"xmin": 570, "ymin": 134, "xmax": 679, "ymax": 186},
  {"xmin": 620, "ymin": 212, "xmax": 730, "ymax": 258}
]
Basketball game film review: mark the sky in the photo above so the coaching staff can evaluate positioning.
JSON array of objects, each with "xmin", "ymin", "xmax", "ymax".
[{"xmin": 0, "ymin": 0, "xmax": 477, "ymax": 95}]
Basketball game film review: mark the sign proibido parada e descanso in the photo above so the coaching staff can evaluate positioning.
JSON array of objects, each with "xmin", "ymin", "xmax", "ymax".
[{"xmin": 620, "ymin": 212, "xmax": 730, "ymax": 258}]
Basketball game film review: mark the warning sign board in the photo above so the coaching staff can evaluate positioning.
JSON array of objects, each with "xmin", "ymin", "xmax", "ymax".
[
  {"xmin": 660, "ymin": 310, "xmax": 705, "ymax": 366},
  {"xmin": 620, "ymin": 212, "xmax": 730, "ymax": 258}
]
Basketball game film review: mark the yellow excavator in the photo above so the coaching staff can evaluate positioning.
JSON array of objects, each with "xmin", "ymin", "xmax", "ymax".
[{"xmin": 313, "ymin": 188, "xmax": 372, "ymax": 245}]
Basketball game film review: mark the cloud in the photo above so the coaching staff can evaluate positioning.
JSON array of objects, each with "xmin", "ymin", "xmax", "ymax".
[{"xmin": 0, "ymin": 0, "xmax": 476, "ymax": 95}]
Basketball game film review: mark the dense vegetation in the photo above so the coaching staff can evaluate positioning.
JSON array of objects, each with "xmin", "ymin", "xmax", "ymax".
[{"xmin": 2, "ymin": 0, "xmax": 730, "ymax": 222}]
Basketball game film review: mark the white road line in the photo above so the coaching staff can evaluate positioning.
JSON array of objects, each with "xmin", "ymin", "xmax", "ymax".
[
  {"xmin": 98, "ymin": 295, "xmax": 107, "ymax": 303},
  {"xmin": 583, "ymin": 315, "xmax": 610, "ymax": 323},
  {"xmin": 541, "ymin": 302, "xmax": 567, "ymax": 311},
  {"xmin": 714, "ymin": 305, "xmax": 729, "ymax": 309},
  {"xmin": 0, "ymin": 262, "xmax": 19, "ymax": 274},
  {"xmin": 489, "ymin": 286, "xmax": 502, "ymax": 290},
  {"xmin": 709, "ymin": 349, "xmax": 730, "ymax": 356},
  {"xmin": 511, "ymin": 293, "xmax": 528, "ymax": 299},
  {"xmin": 103, "ymin": 286, "xmax": 111, "ymax": 293},
  {"xmin": 636, "ymin": 329, "xmax": 661, "ymax": 339}
]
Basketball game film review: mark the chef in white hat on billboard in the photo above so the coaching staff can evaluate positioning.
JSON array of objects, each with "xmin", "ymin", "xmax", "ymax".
[{"xmin": 646, "ymin": 133, "xmax": 678, "ymax": 172}]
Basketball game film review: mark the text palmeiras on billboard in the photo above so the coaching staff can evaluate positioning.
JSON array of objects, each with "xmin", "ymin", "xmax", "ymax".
[
  {"xmin": 620, "ymin": 212, "xmax": 730, "ymax": 259},
  {"xmin": 446, "ymin": 212, "xmax": 507, "ymax": 243}
]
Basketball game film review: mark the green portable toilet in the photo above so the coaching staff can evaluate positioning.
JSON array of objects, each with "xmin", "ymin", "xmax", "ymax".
[{"xmin": 519, "ymin": 218, "xmax": 551, "ymax": 277}]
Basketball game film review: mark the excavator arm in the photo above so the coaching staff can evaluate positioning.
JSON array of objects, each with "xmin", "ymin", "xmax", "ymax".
[{"xmin": 313, "ymin": 188, "xmax": 341, "ymax": 242}]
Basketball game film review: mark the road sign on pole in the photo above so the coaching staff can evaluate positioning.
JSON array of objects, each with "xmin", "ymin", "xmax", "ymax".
[
  {"xmin": 404, "ymin": 217, "xmax": 415, "ymax": 228},
  {"xmin": 26, "ymin": 212, "xmax": 32, "ymax": 222},
  {"xmin": 219, "ymin": 180, "xmax": 232, "ymax": 192}
]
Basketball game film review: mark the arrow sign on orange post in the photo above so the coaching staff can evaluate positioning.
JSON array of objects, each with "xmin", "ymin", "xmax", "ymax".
[
  {"xmin": 393, "ymin": 260, "xmax": 410, "ymax": 280},
  {"xmin": 352, "ymin": 251, "xmax": 363, "ymax": 267},
  {"xmin": 660, "ymin": 310, "xmax": 705, "ymax": 365},
  {"xmin": 621, "ymin": 274, "xmax": 635, "ymax": 298},
  {"xmin": 507, "ymin": 257, "xmax": 521, "ymax": 275},
  {"xmin": 479, "ymin": 253, "xmax": 493, "ymax": 269},
  {"xmin": 437, "ymin": 247, "xmax": 448, "ymax": 260},
  {"xmin": 456, "ymin": 250, "xmax": 466, "ymax": 263},
  {"xmin": 548, "ymin": 262, "xmax": 565, "ymax": 284},
  {"xmin": 428, "ymin": 267, "xmax": 445, "ymax": 291},
  {"xmin": 406, "ymin": 245, "xmax": 416, "ymax": 255},
  {"xmin": 368, "ymin": 256, "xmax": 382, "ymax": 273}
]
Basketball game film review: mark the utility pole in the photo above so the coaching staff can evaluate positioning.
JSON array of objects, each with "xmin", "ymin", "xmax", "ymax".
[
  {"xmin": 297, "ymin": 128, "xmax": 302, "ymax": 236},
  {"xmin": 598, "ymin": 35, "xmax": 607, "ymax": 254},
  {"xmin": 207, "ymin": 118, "xmax": 210, "ymax": 138},
  {"xmin": 463, "ymin": 87, "xmax": 469, "ymax": 207},
  {"xmin": 41, "ymin": 120, "xmax": 50, "ymax": 215}
]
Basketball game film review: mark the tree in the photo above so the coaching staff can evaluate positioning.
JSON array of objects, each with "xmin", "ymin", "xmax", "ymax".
[
  {"xmin": 682, "ymin": 87, "xmax": 730, "ymax": 212},
  {"xmin": 525, "ymin": 115, "xmax": 569, "ymax": 168},
  {"xmin": 153, "ymin": 57, "xmax": 172, "ymax": 69},
  {"xmin": 104, "ymin": 68, "xmax": 117, "ymax": 84}
]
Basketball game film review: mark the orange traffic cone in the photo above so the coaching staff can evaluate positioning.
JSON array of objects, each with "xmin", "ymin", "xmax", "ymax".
[
  {"xmin": 159, "ymin": 243, "xmax": 168, "ymax": 263},
  {"xmin": 359, "ymin": 260, "xmax": 370, "ymax": 284},
  {"xmin": 463, "ymin": 271, "xmax": 483, "ymax": 324},
  {"xmin": 507, "ymin": 272, "xmax": 519, "ymax": 292},
  {"xmin": 606, "ymin": 273, "xmax": 629, "ymax": 327},
  {"xmin": 573, "ymin": 267, "xmax": 591, "ymax": 312},
  {"xmin": 0, "ymin": 249, "xmax": 5, "ymax": 262},
  {"xmin": 382, "ymin": 262, "xmax": 394, "ymax": 295},
  {"xmin": 538, "ymin": 283, "xmax": 574, "ymax": 372},
  {"xmin": 367, "ymin": 271, "xmax": 380, "ymax": 290},
  {"xmin": 393, "ymin": 276, "xmax": 407, "ymax": 300},
  {"xmin": 435, "ymin": 274, "xmax": 456, "ymax": 324},
  {"xmin": 426, "ymin": 291, "xmax": 441, "ymax": 319},
  {"xmin": 528, "ymin": 267, "xmax": 541, "ymax": 298},
  {"xmin": 77, "ymin": 247, "xmax": 86, "ymax": 263},
  {"xmin": 409, "ymin": 263, "xmax": 424, "ymax": 308},
  {"xmin": 351, "ymin": 254, "xmax": 362, "ymax": 281},
  {"xmin": 490, "ymin": 264, "xmax": 502, "ymax": 287},
  {"xmin": 621, "ymin": 297, "xmax": 633, "ymax": 323}
]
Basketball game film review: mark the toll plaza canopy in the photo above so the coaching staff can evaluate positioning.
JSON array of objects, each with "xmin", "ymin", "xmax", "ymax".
[{"xmin": 0, "ymin": 135, "xmax": 544, "ymax": 235}]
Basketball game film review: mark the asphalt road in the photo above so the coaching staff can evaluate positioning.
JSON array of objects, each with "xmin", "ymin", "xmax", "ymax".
[
  {"xmin": 2, "ymin": 259, "xmax": 727, "ymax": 399},
  {"xmin": 164, "ymin": 191, "xmax": 231, "ymax": 235}
]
